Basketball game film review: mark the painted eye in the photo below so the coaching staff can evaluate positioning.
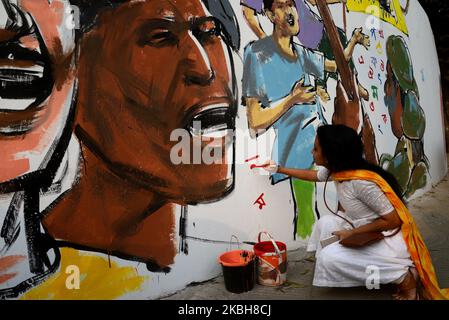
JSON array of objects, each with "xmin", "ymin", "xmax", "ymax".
[
  {"xmin": 145, "ymin": 29, "xmax": 177, "ymax": 47},
  {"xmin": 199, "ymin": 20, "xmax": 218, "ymax": 35},
  {"xmin": 194, "ymin": 20, "xmax": 221, "ymax": 45}
]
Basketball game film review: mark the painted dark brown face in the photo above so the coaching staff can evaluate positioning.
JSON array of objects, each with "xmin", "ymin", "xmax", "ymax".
[
  {"xmin": 77, "ymin": 0, "xmax": 236, "ymax": 204},
  {"xmin": 0, "ymin": 0, "xmax": 76, "ymax": 184}
]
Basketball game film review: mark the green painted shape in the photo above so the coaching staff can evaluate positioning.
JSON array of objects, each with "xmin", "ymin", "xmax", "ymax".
[
  {"xmin": 402, "ymin": 91, "xmax": 425, "ymax": 140},
  {"xmin": 292, "ymin": 178, "xmax": 315, "ymax": 239},
  {"xmin": 405, "ymin": 162, "xmax": 429, "ymax": 198},
  {"xmin": 386, "ymin": 35, "xmax": 418, "ymax": 95},
  {"xmin": 317, "ymin": 27, "xmax": 355, "ymax": 85},
  {"xmin": 381, "ymin": 141, "xmax": 430, "ymax": 200},
  {"xmin": 382, "ymin": 149, "xmax": 410, "ymax": 196}
]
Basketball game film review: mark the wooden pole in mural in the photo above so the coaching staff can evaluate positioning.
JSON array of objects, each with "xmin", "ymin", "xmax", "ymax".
[
  {"xmin": 342, "ymin": 0, "xmax": 347, "ymax": 34},
  {"xmin": 315, "ymin": 0, "xmax": 355, "ymax": 99}
]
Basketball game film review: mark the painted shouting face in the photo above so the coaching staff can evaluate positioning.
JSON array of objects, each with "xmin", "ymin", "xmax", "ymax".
[
  {"xmin": 266, "ymin": 0, "xmax": 299, "ymax": 37},
  {"xmin": 0, "ymin": 0, "xmax": 76, "ymax": 185},
  {"xmin": 76, "ymin": 0, "xmax": 236, "ymax": 204}
]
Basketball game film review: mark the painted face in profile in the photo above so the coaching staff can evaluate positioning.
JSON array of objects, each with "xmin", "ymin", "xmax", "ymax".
[
  {"xmin": 76, "ymin": 0, "xmax": 236, "ymax": 204},
  {"xmin": 384, "ymin": 62, "xmax": 404, "ymax": 139},
  {"xmin": 0, "ymin": 0, "xmax": 76, "ymax": 185}
]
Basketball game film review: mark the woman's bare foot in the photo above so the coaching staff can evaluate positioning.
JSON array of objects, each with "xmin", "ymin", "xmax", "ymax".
[{"xmin": 392, "ymin": 268, "xmax": 418, "ymax": 300}]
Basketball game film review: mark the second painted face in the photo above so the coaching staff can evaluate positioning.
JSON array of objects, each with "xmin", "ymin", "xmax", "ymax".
[
  {"xmin": 0, "ymin": 0, "xmax": 76, "ymax": 185},
  {"xmin": 267, "ymin": 0, "xmax": 299, "ymax": 36}
]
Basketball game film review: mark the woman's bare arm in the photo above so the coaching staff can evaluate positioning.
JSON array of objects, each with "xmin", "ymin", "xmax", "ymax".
[
  {"xmin": 277, "ymin": 167, "xmax": 320, "ymax": 181},
  {"xmin": 334, "ymin": 209, "xmax": 402, "ymax": 239}
]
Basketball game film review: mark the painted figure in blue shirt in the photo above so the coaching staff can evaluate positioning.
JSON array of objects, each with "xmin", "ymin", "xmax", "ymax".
[
  {"xmin": 242, "ymin": 0, "xmax": 367, "ymax": 238},
  {"xmin": 240, "ymin": 0, "xmax": 371, "ymax": 102}
]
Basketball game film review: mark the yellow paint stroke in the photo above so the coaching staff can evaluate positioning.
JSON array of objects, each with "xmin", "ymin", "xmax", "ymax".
[
  {"xmin": 347, "ymin": 0, "xmax": 408, "ymax": 35},
  {"xmin": 376, "ymin": 41, "xmax": 383, "ymax": 54},
  {"xmin": 21, "ymin": 248, "xmax": 148, "ymax": 300}
]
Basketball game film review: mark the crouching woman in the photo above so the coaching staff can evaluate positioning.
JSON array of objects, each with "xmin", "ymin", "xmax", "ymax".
[{"xmin": 261, "ymin": 124, "xmax": 448, "ymax": 300}]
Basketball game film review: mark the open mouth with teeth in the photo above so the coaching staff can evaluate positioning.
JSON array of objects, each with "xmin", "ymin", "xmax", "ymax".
[
  {"xmin": 286, "ymin": 14, "xmax": 295, "ymax": 27},
  {"xmin": 183, "ymin": 101, "xmax": 236, "ymax": 198},
  {"xmin": 0, "ymin": 20, "xmax": 54, "ymax": 135},
  {"xmin": 187, "ymin": 103, "xmax": 236, "ymax": 140}
]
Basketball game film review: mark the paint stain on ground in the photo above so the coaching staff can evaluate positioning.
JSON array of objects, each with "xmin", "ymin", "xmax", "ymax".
[{"xmin": 20, "ymin": 248, "xmax": 148, "ymax": 299}]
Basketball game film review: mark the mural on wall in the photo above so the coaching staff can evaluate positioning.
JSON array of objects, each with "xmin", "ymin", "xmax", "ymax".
[
  {"xmin": 0, "ymin": 0, "xmax": 445, "ymax": 299},
  {"xmin": 0, "ymin": 0, "xmax": 78, "ymax": 298},
  {"xmin": 379, "ymin": 35, "xmax": 429, "ymax": 198},
  {"xmin": 41, "ymin": 0, "xmax": 240, "ymax": 273},
  {"xmin": 241, "ymin": 0, "xmax": 379, "ymax": 239},
  {"xmin": 0, "ymin": 0, "xmax": 240, "ymax": 298}
]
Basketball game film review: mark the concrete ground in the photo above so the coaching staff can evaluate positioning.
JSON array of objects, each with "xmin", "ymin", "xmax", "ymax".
[{"xmin": 162, "ymin": 164, "xmax": 449, "ymax": 300}]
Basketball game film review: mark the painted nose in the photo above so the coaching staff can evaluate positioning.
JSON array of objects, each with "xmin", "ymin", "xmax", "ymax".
[{"xmin": 183, "ymin": 32, "xmax": 215, "ymax": 86}]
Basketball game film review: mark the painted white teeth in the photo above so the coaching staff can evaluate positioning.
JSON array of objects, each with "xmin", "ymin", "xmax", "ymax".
[
  {"xmin": 189, "ymin": 104, "xmax": 231, "ymax": 137},
  {"xmin": 202, "ymin": 129, "xmax": 231, "ymax": 139},
  {"xmin": 0, "ymin": 98, "xmax": 36, "ymax": 111},
  {"xmin": 0, "ymin": 65, "xmax": 44, "ymax": 74}
]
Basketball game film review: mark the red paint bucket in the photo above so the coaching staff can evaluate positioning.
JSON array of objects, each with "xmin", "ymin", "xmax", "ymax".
[
  {"xmin": 218, "ymin": 249, "xmax": 256, "ymax": 294},
  {"xmin": 253, "ymin": 232, "xmax": 287, "ymax": 286}
]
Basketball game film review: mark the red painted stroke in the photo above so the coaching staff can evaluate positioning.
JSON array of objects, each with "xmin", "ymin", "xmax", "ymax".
[
  {"xmin": 245, "ymin": 155, "xmax": 259, "ymax": 163},
  {"xmin": 0, "ymin": 255, "xmax": 25, "ymax": 284},
  {"xmin": 250, "ymin": 164, "xmax": 265, "ymax": 169},
  {"xmin": 0, "ymin": 255, "xmax": 26, "ymax": 272},
  {"xmin": 0, "ymin": 273, "xmax": 17, "ymax": 284}
]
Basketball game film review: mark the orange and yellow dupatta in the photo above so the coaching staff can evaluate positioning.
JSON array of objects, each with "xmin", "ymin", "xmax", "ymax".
[{"xmin": 333, "ymin": 170, "xmax": 449, "ymax": 300}]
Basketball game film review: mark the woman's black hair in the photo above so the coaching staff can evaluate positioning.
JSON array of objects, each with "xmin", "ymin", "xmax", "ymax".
[{"xmin": 317, "ymin": 124, "xmax": 404, "ymax": 199}]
